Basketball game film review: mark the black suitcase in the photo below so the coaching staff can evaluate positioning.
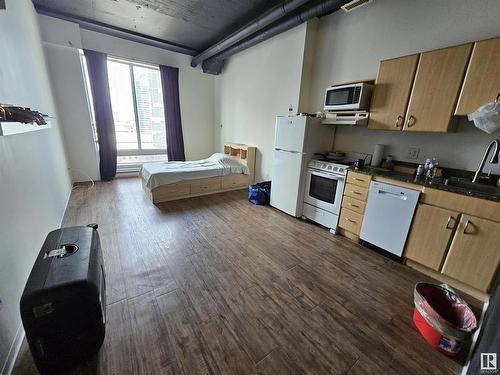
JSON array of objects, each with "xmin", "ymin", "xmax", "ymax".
[{"xmin": 20, "ymin": 224, "xmax": 106, "ymax": 374}]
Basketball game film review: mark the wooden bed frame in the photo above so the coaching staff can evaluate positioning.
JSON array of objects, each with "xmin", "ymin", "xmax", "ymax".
[{"xmin": 142, "ymin": 144, "xmax": 256, "ymax": 204}]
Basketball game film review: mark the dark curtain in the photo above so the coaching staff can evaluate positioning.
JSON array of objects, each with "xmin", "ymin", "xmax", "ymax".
[
  {"xmin": 159, "ymin": 65, "xmax": 185, "ymax": 161},
  {"xmin": 83, "ymin": 49, "xmax": 117, "ymax": 181}
]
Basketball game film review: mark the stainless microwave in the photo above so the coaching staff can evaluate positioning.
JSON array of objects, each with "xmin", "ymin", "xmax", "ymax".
[{"xmin": 324, "ymin": 83, "xmax": 373, "ymax": 111}]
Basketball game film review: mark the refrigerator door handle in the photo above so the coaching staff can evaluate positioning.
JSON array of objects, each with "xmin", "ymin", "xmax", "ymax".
[{"xmin": 275, "ymin": 148, "xmax": 302, "ymax": 154}]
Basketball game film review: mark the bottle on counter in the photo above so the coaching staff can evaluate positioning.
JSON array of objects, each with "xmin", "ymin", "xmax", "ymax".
[
  {"xmin": 416, "ymin": 164, "xmax": 424, "ymax": 176},
  {"xmin": 426, "ymin": 158, "xmax": 439, "ymax": 178},
  {"xmin": 382, "ymin": 155, "xmax": 394, "ymax": 170},
  {"xmin": 423, "ymin": 158, "xmax": 432, "ymax": 173}
]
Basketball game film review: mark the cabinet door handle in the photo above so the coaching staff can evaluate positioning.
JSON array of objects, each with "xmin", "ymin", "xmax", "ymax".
[
  {"xmin": 346, "ymin": 218, "xmax": 357, "ymax": 223},
  {"xmin": 445, "ymin": 215, "xmax": 454, "ymax": 229},
  {"xmin": 352, "ymin": 191, "xmax": 362, "ymax": 195},
  {"xmin": 353, "ymin": 177, "xmax": 365, "ymax": 182},
  {"xmin": 406, "ymin": 115, "xmax": 416, "ymax": 127},
  {"xmin": 463, "ymin": 219, "xmax": 470, "ymax": 234},
  {"xmin": 395, "ymin": 115, "xmax": 403, "ymax": 127},
  {"xmin": 349, "ymin": 203, "xmax": 360, "ymax": 208}
]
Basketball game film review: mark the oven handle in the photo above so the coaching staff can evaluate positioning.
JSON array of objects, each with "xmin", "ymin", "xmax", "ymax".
[{"xmin": 309, "ymin": 170, "xmax": 345, "ymax": 180}]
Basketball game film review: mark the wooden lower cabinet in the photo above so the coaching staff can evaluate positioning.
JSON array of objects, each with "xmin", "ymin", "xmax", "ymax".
[
  {"xmin": 442, "ymin": 214, "xmax": 500, "ymax": 292},
  {"xmin": 339, "ymin": 208, "xmax": 364, "ymax": 236},
  {"xmin": 344, "ymin": 183, "xmax": 369, "ymax": 201},
  {"xmin": 341, "ymin": 196, "xmax": 366, "ymax": 215},
  {"xmin": 346, "ymin": 171, "xmax": 372, "ymax": 189},
  {"xmin": 404, "ymin": 204, "xmax": 459, "ymax": 271}
]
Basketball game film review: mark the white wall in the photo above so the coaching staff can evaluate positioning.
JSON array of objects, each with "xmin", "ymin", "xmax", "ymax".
[
  {"xmin": 38, "ymin": 16, "xmax": 216, "ymax": 182},
  {"xmin": 44, "ymin": 43, "xmax": 101, "ymax": 181},
  {"xmin": 214, "ymin": 23, "xmax": 309, "ymax": 181},
  {"xmin": 310, "ymin": 0, "xmax": 500, "ymax": 173},
  {"xmin": 0, "ymin": 1, "xmax": 72, "ymax": 372}
]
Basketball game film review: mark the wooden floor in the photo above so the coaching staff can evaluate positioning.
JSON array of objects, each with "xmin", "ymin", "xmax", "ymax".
[{"xmin": 13, "ymin": 178, "xmax": 463, "ymax": 375}]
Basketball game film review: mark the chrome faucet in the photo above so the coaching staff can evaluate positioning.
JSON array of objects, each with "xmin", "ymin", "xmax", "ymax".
[{"xmin": 472, "ymin": 140, "xmax": 499, "ymax": 183}]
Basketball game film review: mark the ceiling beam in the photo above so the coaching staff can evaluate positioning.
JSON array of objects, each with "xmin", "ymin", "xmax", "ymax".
[{"xmin": 34, "ymin": 4, "xmax": 199, "ymax": 56}]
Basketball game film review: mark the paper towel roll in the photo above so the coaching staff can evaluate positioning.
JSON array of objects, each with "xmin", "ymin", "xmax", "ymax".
[{"xmin": 371, "ymin": 144, "xmax": 384, "ymax": 167}]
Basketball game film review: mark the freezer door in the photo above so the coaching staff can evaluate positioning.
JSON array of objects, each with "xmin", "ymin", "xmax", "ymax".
[
  {"xmin": 270, "ymin": 149, "xmax": 306, "ymax": 217},
  {"xmin": 274, "ymin": 116, "xmax": 306, "ymax": 152}
]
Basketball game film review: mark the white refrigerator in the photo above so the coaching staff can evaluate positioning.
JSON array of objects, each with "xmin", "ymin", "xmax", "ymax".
[{"xmin": 270, "ymin": 115, "xmax": 333, "ymax": 217}]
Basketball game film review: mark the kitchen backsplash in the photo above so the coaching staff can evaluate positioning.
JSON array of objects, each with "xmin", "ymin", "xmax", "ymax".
[{"xmin": 333, "ymin": 117, "xmax": 500, "ymax": 174}]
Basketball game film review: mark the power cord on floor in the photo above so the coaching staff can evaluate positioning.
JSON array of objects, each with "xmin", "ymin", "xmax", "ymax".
[{"xmin": 68, "ymin": 168, "xmax": 95, "ymax": 192}]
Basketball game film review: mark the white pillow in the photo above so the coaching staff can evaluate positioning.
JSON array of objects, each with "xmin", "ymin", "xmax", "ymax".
[{"xmin": 209, "ymin": 153, "xmax": 249, "ymax": 174}]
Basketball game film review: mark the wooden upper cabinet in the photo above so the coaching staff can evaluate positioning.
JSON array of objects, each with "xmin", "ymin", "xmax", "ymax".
[
  {"xmin": 404, "ymin": 204, "xmax": 459, "ymax": 271},
  {"xmin": 455, "ymin": 37, "xmax": 500, "ymax": 115},
  {"xmin": 442, "ymin": 214, "xmax": 500, "ymax": 292},
  {"xmin": 403, "ymin": 43, "xmax": 473, "ymax": 132},
  {"xmin": 368, "ymin": 54, "xmax": 419, "ymax": 131}
]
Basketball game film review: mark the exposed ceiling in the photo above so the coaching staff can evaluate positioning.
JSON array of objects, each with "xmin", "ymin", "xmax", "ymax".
[{"xmin": 32, "ymin": 0, "xmax": 284, "ymax": 54}]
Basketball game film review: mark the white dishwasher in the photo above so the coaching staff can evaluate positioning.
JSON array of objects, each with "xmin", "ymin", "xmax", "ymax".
[{"xmin": 360, "ymin": 181, "xmax": 420, "ymax": 257}]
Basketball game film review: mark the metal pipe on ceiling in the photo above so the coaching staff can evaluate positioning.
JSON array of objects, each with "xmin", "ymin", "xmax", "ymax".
[
  {"xmin": 190, "ymin": 0, "xmax": 311, "ymax": 68},
  {"xmin": 201, "ymin": 0, "xmax": 348, "ymax": 74}
]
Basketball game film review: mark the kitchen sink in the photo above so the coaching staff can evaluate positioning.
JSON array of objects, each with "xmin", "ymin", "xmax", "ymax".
[{"xmin": 444, "ymin": 177, "xmax": 500, "ymax": 197}]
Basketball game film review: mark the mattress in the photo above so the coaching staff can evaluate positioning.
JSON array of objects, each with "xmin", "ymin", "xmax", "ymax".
[{"xmin": 140, "ymin": 153, "xmax": 249, "ymax": 189}]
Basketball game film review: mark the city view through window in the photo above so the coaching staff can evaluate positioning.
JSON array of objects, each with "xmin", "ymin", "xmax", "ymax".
[{"xmin": 107, "ymin": 59, "xmax": 167, "ymax": 167}]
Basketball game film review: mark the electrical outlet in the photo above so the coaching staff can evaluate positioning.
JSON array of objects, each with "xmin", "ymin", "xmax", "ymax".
[
  {"xmin": 0, "ymin": 297, "xmax": 3, "ymax": 311},
  {"xmin": 407, "ymin": 147, "xmax": 420, "ymax": 160}
]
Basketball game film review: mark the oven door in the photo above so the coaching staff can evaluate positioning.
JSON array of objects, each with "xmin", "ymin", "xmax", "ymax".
[{"xmin": 304, "ymin": 169, "xmax": 344, "ymax": 214}]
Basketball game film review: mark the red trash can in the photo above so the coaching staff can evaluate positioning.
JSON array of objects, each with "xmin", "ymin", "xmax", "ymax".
[{"xmin": 413, "ymin": 283, "xmax": 478, "ymax": 356}]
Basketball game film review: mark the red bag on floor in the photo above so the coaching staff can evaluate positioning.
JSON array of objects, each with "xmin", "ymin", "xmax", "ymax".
[{"xmin": 413, "ymin": 282, "xmax": 477, "ymax": 356}]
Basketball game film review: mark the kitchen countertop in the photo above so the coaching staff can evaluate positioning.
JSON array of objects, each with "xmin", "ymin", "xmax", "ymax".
[{"xmin": 350, "ymin": 166, "xmax": 500, "ymax": 203}]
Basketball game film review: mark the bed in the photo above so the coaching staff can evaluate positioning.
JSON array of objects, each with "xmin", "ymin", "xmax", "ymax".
[{"xmin": 141, "ymin": 144, "xmax": 256, "ymax": 203}]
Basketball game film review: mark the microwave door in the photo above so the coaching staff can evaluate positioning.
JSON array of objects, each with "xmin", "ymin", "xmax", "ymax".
[
  {"xmin": 326, "ymin": 88, "xmax": 351, "ymax": 106},
  {"xmin": 324, "ymin": 85, "xmax": 362, "ymax": 111}
]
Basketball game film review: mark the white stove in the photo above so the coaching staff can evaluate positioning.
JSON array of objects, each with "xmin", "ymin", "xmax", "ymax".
[
  {"xmin": 307, "ymin": 160, "xmax": 349, "ymax": 175},
  {"xmin": 302, "ymin": 160, "xmax": 348, "ymax": 233}
]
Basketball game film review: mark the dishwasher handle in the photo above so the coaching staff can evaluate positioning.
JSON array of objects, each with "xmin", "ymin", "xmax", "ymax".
[{"xmin": 377, "ymin": 189, "xmax": 408, "ymax": 200}]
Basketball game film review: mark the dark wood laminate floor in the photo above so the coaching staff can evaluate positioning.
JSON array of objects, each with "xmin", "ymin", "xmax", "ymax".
[{"xmin": 13, "ymin": 178, "xmax": 463, "ymax": 375}]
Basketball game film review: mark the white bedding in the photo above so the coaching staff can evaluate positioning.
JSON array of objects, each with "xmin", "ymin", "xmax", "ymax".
[{"xmin": 140, "ymin": 153, "xmax": 249, "ymax": 189}]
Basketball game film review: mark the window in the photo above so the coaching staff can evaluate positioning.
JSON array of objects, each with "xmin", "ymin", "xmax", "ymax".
[{"xmin": 106, "ymin": 58, "xmax": 167, "ymax": 169}]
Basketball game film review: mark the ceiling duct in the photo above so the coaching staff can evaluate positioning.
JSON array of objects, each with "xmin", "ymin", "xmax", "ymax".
[
  {"xmin": 191, "ymin": 0, "xmax": 310, "ymax": 68},
  {"xmin": 201, "ymin": 0, "xmax": 348, "ymax": 74},
  {"xmin": 341, "ymin": 0, "xmax": 372, "ymax": 12}
]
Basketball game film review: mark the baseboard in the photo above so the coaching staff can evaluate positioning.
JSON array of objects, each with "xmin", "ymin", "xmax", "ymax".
[
  {"xmin": 1, "ymin": 325, "xmax": 25, "ymax": 375},
  {"xmin": 59, "ymin": 184, "xmax": 73, "ymax": 228},
  {"xmin": 116, "ymin": 171, "xmax": 140, "ymax": 178}
]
